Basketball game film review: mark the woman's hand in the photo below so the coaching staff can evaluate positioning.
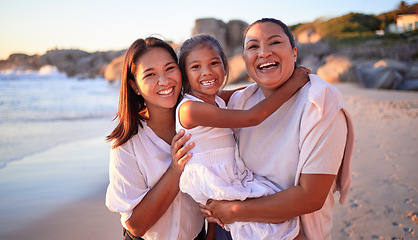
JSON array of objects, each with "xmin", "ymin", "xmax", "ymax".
[
  {"xmin": 170, "ymin": 129, "xmax": 194, "ymax": 174},
  {"xmin": 199, "ymin": 202, "xmax": 225, "ymax": 228},
  {"xmin": 199, "ymin": 199, "xmax": 238, "ymax": 227}
]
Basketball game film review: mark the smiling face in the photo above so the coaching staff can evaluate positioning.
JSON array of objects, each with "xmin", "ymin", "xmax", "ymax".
[
  {"xmin": 243, "ymin": 22, "xmax": 297, "ymax": 97},
  {"xmin": 185, "ymin": 44, "xmax": 226, "ymax": 103},
  {"xmin": 129, "ymin": 47, "xmax": 182, "ymax": 111}
]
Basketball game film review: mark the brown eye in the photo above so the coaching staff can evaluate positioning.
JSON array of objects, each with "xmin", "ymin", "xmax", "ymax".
[
  {"xmin": 144, "ymin": 73, "xmax": 155, "ymax": 78},
  {"xmin": 246, "ymin": 44, "xmax": 258, "ymax": 50}
]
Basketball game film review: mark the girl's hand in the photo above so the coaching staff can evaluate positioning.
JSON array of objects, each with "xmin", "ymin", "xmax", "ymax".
[
  {"xmin": 170, "ymin": 129, "xmax": 194, "ymax": 174},
  {"xmin": 276, "ymin": 66, "xmax": 310, "ymax": 97},
  {"xmin": 299, "ymin": 66, "xmax": 311, "ymax": 75},
  {"xmin": 290, "ymin": 66, "xmax": 311, "ymax": 88}
]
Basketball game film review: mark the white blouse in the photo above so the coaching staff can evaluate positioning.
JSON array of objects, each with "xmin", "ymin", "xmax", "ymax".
[
  {"xmin": 228, "ymin": 74, "xmax": 353, "ymax": 240},
  {"xmin": 105, "ymin": 120, "xmax": 204, "ymax": 240}
]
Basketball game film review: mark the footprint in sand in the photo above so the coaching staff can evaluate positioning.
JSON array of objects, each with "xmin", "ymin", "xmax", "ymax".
[
  {"xmin": 407, "ymin": 211, "xmax": 418, "ymax": 223},
  {"xmin": 403, "ymin": 227, "xmax": 414, "ymax": 234},
  {"xmin": 349, "ymin": 199, "xmax": 360, "ymax": 209},
  {"xmin": 392, "ymin": 221, "xmax": 415, "ymax": 237}
]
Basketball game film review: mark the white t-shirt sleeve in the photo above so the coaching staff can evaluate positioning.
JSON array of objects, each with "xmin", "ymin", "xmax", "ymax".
[
  {"xmin": 105, "ymin": 142, "xmax": 150, "ymax": 224},
  {"xmin": 300, "ymin": 110, "xmax": 347, "ymax": 175}
]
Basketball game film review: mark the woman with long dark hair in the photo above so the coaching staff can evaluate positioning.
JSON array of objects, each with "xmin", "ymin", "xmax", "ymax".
[{"xmin": 105, "ymin": 37, "xmax": 205, "ymax": 240}]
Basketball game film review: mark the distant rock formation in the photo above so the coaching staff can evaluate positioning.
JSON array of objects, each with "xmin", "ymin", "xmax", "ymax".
[
  {"xmin": 0, "ymin": 53, "xmax": 42, "ymax": 71},
  {"xmin": 317, "ymin": 55, "xmax": 361, "ymax": 83},
  {"xmin": 41, "ymin": 49, "xmax": 125, "ymax": 78},
  {"xmin": 1, "ymin": 18, "xmax": 417, "ymax": 91},
  {"xmin": 358, "ymin": 59, "xmax": 418, "ymax": 90},
  {"xmin": 0, "ymin": 49, "xmax": 125, "ymax": 79},
  {"xmin": 192, "ymin": 18, "xmax": 248, "ymax": 57},
  {"xmin": 104, "ymin": 55, "xmax": 125, "ymax": 82}
]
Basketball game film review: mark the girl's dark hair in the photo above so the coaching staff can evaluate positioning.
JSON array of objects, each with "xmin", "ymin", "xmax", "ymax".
[
  {"xmin": 244, "ymin": 18, "xmax": 296, "ymax": 49},
  {"xmin": 178, "ymin": 34, "xmax": 229, "ymax": 93},
  {"xmin": 107, "ymin": 37, "xmax": 179, "ymax": 148}
]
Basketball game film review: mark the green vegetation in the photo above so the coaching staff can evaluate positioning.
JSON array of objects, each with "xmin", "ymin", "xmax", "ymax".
[
  {"xmin": 290, "ymin": 1, "xmax": 418, "ymax": 41},
  {"xmin": 289, "ymin": 1, "xmax": 418, "ymax": 62},
  {"xmin": 318, "ymin": 13, "xmax": 381, "ymax": 39}
]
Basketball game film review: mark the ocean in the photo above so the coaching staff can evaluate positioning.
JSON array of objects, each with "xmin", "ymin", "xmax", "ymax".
[{"xmin": 0, "ymin": 66, "xmax": 120, "ymax": 168}]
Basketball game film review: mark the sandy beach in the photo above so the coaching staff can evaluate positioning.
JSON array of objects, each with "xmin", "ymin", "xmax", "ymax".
[
  {"xmin": 331, "ymin": 83, "xmax": 418, "ymax": 239},
  {"xmin": 0, "ymin": 136, "xmax": 121, "ymax": 240},
  {"xmin": 0, "ymin": 82, "xmax": 417, "ymax": 240}
]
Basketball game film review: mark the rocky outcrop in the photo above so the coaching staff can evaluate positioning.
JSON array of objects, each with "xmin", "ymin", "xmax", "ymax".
[
  {"xmin": 316, "ymin": 55, "xmax": 361, "ymax": 83},
  {"xmin": 297, "ymin": 41, "xmax": 332, "ymax": 73},
  {"xmin": 397, "ymin": 79, "xmax": 418, "ymax": 90},
  {"xmin": 226, "ymin": 20, "xmax": 249, "ymax": 56},
  {"xmin": 40, "ymin": 49, "xmax": 125, "ymax": 78},
  {"xmin": 0, "ymin": 53, "xmax": 42, "ymax": 71},
  {"xmin": 360, "ymin": 65, "xmax": 403, "ymax": 89},
  {"xmin": 335, "ymin": 40, "xmax": 418, "ymax": 62},
  {"xmin": 40, "ymin": 49, "xmax": 90, "ymax": 77},
  {"xmin": 0, "ymin": 49, "xmax": 125, "ymax": 79},
  {"xmin": 396, "ymin": 66, "xmax": 418, "ymax": 91},
  {"xmin": 357, "ymin": 59, "xmax": 418, "ymax": 90},
  {"xmin": 193, "ymin": 18, "xmax": 227, "ymax": 50},
  {"xmin": 104, "ymin": 54, "xmax": 125, "ymax": 82},
  {"xmin": 228, "ymin": 55, "xmax": 248, "ymax": 83},
  {"xmin": 305, "ymin": 54, "xmax": 418, "ymax": 91},
  {"xmin": 192, "ymin": 18, "xmax": 248, "ymax": 57}
]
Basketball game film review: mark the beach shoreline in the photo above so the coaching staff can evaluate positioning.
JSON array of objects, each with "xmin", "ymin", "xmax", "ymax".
[
  {"xmin": 0, "ymin": 82, "xmax": 417, "ymax": 239},
  {"xmin": 0, "ymin": 136, "xmax": 121, "ymax": 240}
]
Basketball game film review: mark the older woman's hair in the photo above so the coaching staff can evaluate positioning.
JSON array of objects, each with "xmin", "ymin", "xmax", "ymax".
[
  {"xmin": 178, "ymin": 34, "xmax": 229, "ymax": 93},
  {"xmin": 244, "ymin": 18, "xmax": 296, "ymax": 49},
  {"xmin": 107, "ymin": 37, "xmax": 178, "ymax": 148}
]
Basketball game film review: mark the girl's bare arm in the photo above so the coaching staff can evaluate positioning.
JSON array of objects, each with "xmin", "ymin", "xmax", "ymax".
[{"xmin": 180, "ymin": 67, "xmax": 309, "ymax": 129}]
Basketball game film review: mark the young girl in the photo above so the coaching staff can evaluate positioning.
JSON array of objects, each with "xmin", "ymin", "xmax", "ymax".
[{"xmin": 176, "ymin": 35, "xmax": 308, "ymax": 239}]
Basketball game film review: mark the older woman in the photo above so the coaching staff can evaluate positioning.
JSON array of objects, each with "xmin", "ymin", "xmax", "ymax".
[{"xmin": 202, "ymin": 18, "xmax": 354, "ymax": 239}]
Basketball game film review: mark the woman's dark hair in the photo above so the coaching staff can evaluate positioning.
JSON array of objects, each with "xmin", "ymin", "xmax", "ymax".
[
  {"xmin": 178, "ymin": 34, "xmax": 229, "ymax": 93},
  {"xmin": 244, "ymin": 18, "xmax": 296, "ymax": 49},
  {"xmin": 107, "ymin": 37, "xmax": 179, "ymax": 148}
]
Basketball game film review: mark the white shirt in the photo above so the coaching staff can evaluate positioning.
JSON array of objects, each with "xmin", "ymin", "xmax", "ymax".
[
  {"xmin": 228, "ymin": 74, "xmax": 353, "ymax": 240},
  {"xmin": 105, "ymin": 120, "xmax": 204, "ymax": 240}
]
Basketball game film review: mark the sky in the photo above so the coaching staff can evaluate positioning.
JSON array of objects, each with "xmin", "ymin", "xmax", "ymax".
[{"xmin": 0, "ymin": 0, "xmax": 413, "ymax": 60}]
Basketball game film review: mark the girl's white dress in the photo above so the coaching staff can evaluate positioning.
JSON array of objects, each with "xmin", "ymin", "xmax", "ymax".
[{"xmin": 176, "ymin": 93, "xmax": 300, "ymax": 240}]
